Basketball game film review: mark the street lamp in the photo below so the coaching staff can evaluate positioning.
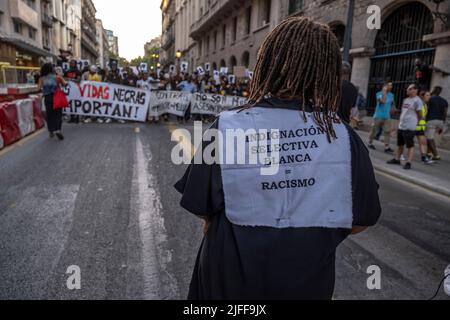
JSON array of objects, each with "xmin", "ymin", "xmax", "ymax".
[
  {"xmin": 176, "ymin": 50, "xmax": 182, "ymax": 59},
  {"xmin": 342, "ymin": 0, "xmax": 355, "ymax": 63}
]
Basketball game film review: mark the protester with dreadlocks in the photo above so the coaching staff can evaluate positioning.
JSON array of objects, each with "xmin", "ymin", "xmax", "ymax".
[{"xmin": 175, "ymin": 16, "xmax": 381, "ymax": 299}]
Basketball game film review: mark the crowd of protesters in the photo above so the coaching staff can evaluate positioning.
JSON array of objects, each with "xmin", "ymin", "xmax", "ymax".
[
  {"xmin": 32, "ymin": 57, "xmax": 448, "ymax": 168},
  {"xmin": 49, "ymin": 59, "xmax": 251, "ymax": 124}
]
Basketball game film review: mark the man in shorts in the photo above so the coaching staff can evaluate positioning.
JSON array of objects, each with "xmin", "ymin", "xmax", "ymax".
[{"xmin": 387, "ymin": 84, "xmax": 423, "ymax": 170}]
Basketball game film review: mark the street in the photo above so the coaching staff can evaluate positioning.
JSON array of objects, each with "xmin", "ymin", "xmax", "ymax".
[{"xmin": 0, "ymin": 121, "xmax": 449, "ymax": 300}]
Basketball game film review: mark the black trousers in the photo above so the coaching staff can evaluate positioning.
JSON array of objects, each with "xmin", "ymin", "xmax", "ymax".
[{"xmin": 44, "ymin": 94, "xmax": 63, "ymax": 133}]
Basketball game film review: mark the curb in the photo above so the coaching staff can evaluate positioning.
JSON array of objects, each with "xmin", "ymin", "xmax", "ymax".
[{"xmin": 373, "ymin": 163, "xmax": 450, "ymax": 198}]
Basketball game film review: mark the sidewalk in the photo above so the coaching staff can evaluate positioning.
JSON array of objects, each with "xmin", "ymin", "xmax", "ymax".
[{"xmin": 356, "ymin": 130, "xmax": 450, "ymax": 198}]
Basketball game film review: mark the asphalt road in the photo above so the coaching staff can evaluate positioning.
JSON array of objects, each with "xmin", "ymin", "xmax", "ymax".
[{"xmin": 0, "ymin": 121, "xmax": 449, "ymax": 300}]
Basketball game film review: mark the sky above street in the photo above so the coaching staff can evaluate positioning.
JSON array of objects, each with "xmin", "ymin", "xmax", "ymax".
[{"xmin": 93, "ymin": 0, "xmax": 162, "ymax": 61}]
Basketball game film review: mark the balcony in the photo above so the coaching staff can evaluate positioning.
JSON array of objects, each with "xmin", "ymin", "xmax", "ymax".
[
  {"xmin": 42, "ymin": 12, "xmax": 53, "ymax": 28},
  {"xmin": 189, "ymin": 0, "xmax": 244, "ymax": 40},
  {"xmin": 9, "ymin": 0, "xmax": 39, "ymax": 29},
  {"xmin": 161, "ymin": 31, "xmax": 175, "ymax": 50}
]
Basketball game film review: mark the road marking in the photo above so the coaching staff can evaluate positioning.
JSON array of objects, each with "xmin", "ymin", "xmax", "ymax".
[
  {"xmin": 131, "ymin": 134, "xmax": 179, "ymax": 299},
  {"xmin": 0, "ymin": 129, "xmax": 44, "ymax": 157},
  {"xmin": 135, "ymin": 127, "xmax": 141, "ymax": 134}
]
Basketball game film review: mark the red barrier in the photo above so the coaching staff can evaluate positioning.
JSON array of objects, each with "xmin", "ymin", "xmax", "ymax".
[
  {"xmin": 31, "ymin": 96, "xmax": 45, "ymax": 129},
  {"xmin": 0, "ymin": 102, "xmax": 22, "ymax": 146}
]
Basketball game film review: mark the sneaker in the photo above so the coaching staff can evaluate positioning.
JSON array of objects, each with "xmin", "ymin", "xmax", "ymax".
[
  {"xmin": 118, "ymin": 120, "xmax": 126, "ymax": 124},
  {"xmin": 368, "ymin": 144, "xmax": 376, "ymax": 150},
  {"xmin": 432, "ymin": 155, "xmax": 441, "ymax": 161},
  {"xmin": 49, "ymin": 132, "xmax": 55, "ymax": 138},
  {"xmin": 400, "ymin": 155, "xmax": 406, "ymax": 161},
  {"xmin": 105, "ymin": 118, "xmax": 112, "ymax": 124},
  {"xmin": 384, "ymin": 147, "xmax": 394, "ymax": 154},
  {"xmin": 387, "ymin": 159, "xmax": 401, "ymax": 165},
  {"xmin": 97, "ymin": 119, "xmax": 104, "ymax": 124},
  {"xmin": 403, "ymin": 162, "xmax": 411, "ymax": 170},
  {"xmin": 423, "ymin": 156, "xmax": 434, "ymax": 165},
  {"xmin": 83, "ymin": 118, "xmax": 92, "ymax": 124},
  {"xmin": 55, "ymin": 132, "xmax": 64, "ymax": 141}
]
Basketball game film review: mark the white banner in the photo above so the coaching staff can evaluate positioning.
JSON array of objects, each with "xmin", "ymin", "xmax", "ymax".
[
  {"xmin": 190, "ymin": 93, "xmax": 248, "ymax": 115},
  {"xmin": 148, "ymin": 91, "xmax": 192, "ymax": 117},
  {"xmin": 63, "ymin": 81, "xmax": 151, "ymax": 122}
]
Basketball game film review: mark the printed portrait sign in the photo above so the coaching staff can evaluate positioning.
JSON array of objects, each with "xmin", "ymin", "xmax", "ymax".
[{"xmin": 180, "ymin": 62, "xmax": 189, "ymax": 73}]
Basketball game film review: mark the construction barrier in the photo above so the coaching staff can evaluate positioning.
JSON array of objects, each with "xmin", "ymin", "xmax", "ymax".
[
  {"xmin": 16, "ymin": 99, "xmax": 36, "ymax": 137},
  {"xmin": 0, "ymin": 129, "xmax": 3, "ymax": 150},
  {"xmin": 0, "ymin": 102, "xmax": 22, "ymax": 146},
  {"xmin": 30, "ymin": 95, "xmax": 45, "ymax": 129}
]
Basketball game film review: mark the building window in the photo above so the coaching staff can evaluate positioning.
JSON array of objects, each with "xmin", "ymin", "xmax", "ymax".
[
  {"xmin": 242, "ymin": 51, "xmax": 250, "ymax": 68},
  {"xmin": 289, "ymin": 0, "xmax": 304, "ymax": 15},
  {"xmin": 259, "ymin": 0, "xmax": 271, "ymax": 26},
  {"xmin": 229, "ymin": 56, "xmax": 237, "ymax": 70},
  {"xmin": 24, "ymin": 0, "xmax": 36, "ymax": 10},
  {"xmin": 28, "ymin": 26, "xmax": 36, "ymax": 40},
  {"xmin": 213, "ymin": 31, "xmax": 217, "ymax": 52},
  {"xmin": 245, "ymin": 7, "xmax": 252, "ymax": 35},
  {"xmin": 232, "ymin": 17, "xmax": 238, "ymax": 42},
  {"xmin": 13, "ymin": 20, "xmax": 22, "ymax": 34},
  {"xmin": 222, "ymin": 24, "xmax": 226, "ymax": 48}
]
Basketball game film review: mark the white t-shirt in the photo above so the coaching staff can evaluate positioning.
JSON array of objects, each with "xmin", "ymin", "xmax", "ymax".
[
  {"xmin": 399, "ymin": 96, "xmax": 422, "ymax": 131},
  {"xmin": 136, "ymin": 79, "xmax": 151, "ymax": 90}
]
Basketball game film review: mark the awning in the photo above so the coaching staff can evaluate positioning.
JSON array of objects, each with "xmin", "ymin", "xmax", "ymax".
[{"xmin": 0, "ymin": 36, "xmax": 57, "ymax": 59}]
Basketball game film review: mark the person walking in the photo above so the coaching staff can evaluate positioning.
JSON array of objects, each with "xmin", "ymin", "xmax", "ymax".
[
  {"xmin": 387, "ymin": 84, "xmax": 424, "ymax": 170},
  {"xmin": 64, "ymin": 60, "xmax": 82, "ymax": 124},
  {"xmin": 38, "ymin": 63, "xmax": 66, "ymax": 140},
  {"xmin": 417, "ymin": 91, "xmax": 433, "ymax": 164},
  {"xmin": 426, "ymin": 86, "xmax": 448, "ymax": 160},
  {"xmin": 368, "ymin": 82, "xmax": 395, "ymax": 153},
  {"xmin": 175, "ymin": 16, "xmax": 381, "ymax": 300},
  {"xmin": 176, "ymin": 75, "xmax": 197, "ymax": 123}
]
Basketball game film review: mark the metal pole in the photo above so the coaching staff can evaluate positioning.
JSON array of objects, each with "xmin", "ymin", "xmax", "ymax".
[{"xmin": 343, "ymin": 0, "xmax": 355, "ymax": 62}]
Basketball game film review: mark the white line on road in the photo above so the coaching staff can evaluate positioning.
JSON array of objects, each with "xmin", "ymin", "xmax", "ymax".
[{"xmin": 132, "ymin": 134, "xmax": 179, "ymax": 299}]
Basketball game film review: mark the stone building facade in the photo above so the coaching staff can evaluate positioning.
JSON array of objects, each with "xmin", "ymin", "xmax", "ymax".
[
  {"xmin": 161, "ymin": 0, "xmax": 450, "ymax": 112},
  {"xmin": 80, "ymin": 0, "xmax": 98, "ymax": 64}
]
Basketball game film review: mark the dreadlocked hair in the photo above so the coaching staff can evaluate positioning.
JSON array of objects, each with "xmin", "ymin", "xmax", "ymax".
[{"xmin": 246, "ymin": 16, "xmax": 342, "ymax": 142}]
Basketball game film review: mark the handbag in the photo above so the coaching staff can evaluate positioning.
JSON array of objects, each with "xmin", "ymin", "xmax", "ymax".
[{"xmin": 53, "ymin": 87, "xmax": 69, "ymax": 110}]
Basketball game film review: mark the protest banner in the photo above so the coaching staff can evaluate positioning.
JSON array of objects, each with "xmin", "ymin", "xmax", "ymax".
[
  {"xmin": 220, "ymin": 67, "xmax": 228, "ymax": 75},
  {"xmin": 148, "ymin": 91, "xmax": 192, "ymax": 117},
  {"xmin": 233, "ymin": 66, "xmax": 247, "ymax": 78},
  {"xmin": 205, "ymin": 63, "xmax": 211, "ymax": 72},
  {"xmin": 62, "ymin": 81, "xmax": 151, "ymax": 122},
  {"xmin": 169, "ymin": 65, "xmax": 176, "ymax": 74},
  {"xmin": 190, "ymin": 93, "xmax": 248, "ymax": 115}
]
